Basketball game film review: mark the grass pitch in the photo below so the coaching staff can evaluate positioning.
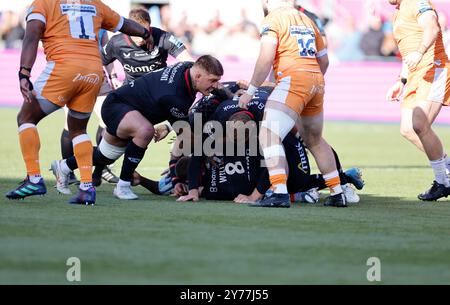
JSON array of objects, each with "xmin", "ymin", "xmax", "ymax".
[{"xmin": 1, "ymin": 107, "xmax": 450, "ymax": 284}]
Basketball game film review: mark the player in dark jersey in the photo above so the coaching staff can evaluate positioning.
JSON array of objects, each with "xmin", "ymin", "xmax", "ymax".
[
  {"xmin": 102, "ymin": 8, "xmax": 193, "ymax": 85},
  {"xmin": 51, "ymin": 55, "xmax": 223, "ymax": 203},
  {"xmin": 58, "ymin": 8, "xmax": 193, "ymax": 187},
  {"xmin": 177, "ymin": 82, "xmax": 363, "ymax": 205}
]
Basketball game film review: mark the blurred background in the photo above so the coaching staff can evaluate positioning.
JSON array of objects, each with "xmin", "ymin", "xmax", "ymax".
[{"xmin": 1, "ymin": 0, "xmax": 449, "ymax": 122}]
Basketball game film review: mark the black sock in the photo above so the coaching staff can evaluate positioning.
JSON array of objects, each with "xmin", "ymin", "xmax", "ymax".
[
  {"xmin": 331, "ymin": 147, "xmax": 347, "ymax": 184},
  {"xmin": 66, "ymin": 146, "xmax": 115, "ymax": 171},
  {"xmin": 66, "ymin": 155, "xmax": 78, "ymax": 171},
  {"xmin": 93, "ymin": 127, "xmax": 105, "ymax": 179},
  {"xmin": 61, "ymin": 129, "xmax": 73, "ymax": 159},
  {"xmin": 120, "ymin": 141, "xmax": 146, "ymax": 183}
]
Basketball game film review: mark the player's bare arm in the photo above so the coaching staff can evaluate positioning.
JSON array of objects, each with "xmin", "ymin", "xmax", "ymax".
[
  {"xmin": 238, "ymin": 41, "xmax": 276, "ymax": 109},
  {"xmin": 404, "ymin": 11, "xmax": 440, "ymax": 71},
  {"xmin": 386, "ymin": 62, "xmax": 409, "ymax": 102},
  {"xmin": 19, "ymin": 20, "xmax": 44, "ymax": 103}
]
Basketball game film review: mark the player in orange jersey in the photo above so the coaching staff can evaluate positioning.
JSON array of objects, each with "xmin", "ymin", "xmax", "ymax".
[
  {"xmin": 386, "ymin": 0, "xmax": 450, "ymax": 201},
  {"xmin": 238, "ymin": 0, "xmax": 345, "ymax": 208},
  {"xmin": 5, "ymin": 0, "xmax": 153, "ymax": 205}
]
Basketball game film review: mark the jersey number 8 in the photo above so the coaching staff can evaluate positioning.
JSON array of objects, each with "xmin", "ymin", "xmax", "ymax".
[{"xmin": 225, "ymin": 161, "xmax": 245, "ymax": 175}]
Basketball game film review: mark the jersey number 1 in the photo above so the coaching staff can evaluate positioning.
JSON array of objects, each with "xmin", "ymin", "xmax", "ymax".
[{"xmin": 61, "ymin": 4, "xmax": 96, "ymax": 40}]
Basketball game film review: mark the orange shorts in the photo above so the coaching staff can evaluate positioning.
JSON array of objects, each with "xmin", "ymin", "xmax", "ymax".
[
  {"xmin": 269, "ymin": 71, "xmax": 325, "ymax": 116},
  {"xmin": 403, "ymin": 61, "xmax": 450, "ymax": 108},
  {"xmin": 34, "ymin": 60, "xmax": 104, "ymax": 113}
]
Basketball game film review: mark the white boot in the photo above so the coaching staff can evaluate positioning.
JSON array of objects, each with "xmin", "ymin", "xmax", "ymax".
[
  {"xmin": 113, "ymin": 181, "xmax": 138, "ymax": 200},
  {"xmin": 342, "ymin": 184, "xmax": 360, "ymax": 203},
  {"xmin": 50, "ymin": 160, "xmax": 71, "ymax": 195}
]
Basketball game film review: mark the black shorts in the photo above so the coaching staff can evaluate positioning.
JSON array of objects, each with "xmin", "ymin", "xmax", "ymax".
[{"xmin": 101, "ymin": 93, "xmax": 135, "ymax": 138}]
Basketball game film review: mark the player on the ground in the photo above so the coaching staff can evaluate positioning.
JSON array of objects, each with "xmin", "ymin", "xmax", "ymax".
[
  {"xmin": 6, "ymin": 0, "xmax": 154, "ymax": 205},
  {"xmin": 176, "ymin": 85, "xmax": 363, "ymax": 203},
  {"xmin": 386, "ymin": 0, "xmax": 450, "ymax": 201},
  {"xmin": 51, "ymin": 56, "xmax": 223, "ymax": 202}
]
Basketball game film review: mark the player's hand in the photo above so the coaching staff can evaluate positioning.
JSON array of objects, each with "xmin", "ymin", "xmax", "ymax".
[
  {"xmin": 386, "ymin": 81, "xmax": 404, "ymax": 102},
  {"xmin": 19, "ymin": 76, "xmax": 35, "ymax": 104},
  {"xmin": 234, "ymin": 194, "xmax": 255, "ymax": 204},
  {"xmin": 177, "ymin": 189, "xmax": 199, "ymax": 202},
  {"xmin": 236, "ymin": 80, "xmax": 249, "ymax": 90},
  {"xmin": 404, "ymin": 51, "xmax": 423, "ymax": 72},
  {"xmin": 238, "ymin": 93, "xmax": 252, "ymax": 109},
  {"xmin": 110, "ymin": 77, "xmax": 122, "ymax": 90},
  {"xmin": 154, "ymin": 124, "xmax": 171, "ymax": 143},
  {"xmin": 172, "ymin": 183, "xmax": 188, "ymax": 196}
]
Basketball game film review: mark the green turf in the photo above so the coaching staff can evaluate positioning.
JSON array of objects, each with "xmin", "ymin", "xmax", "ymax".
[{"xmin": 1, "ymin": 107, "xmax": 450, "ymax": 284}]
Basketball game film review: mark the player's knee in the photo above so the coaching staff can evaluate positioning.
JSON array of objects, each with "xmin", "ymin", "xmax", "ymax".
[
  {"xmin": 97, "ymin": 139, "xmax": 126, "ymax": 163},
  {"xmin": 17, "ymin": 111, "xmax": 38, "ymax": 126},
  {"xmin": 400, "ymin": 125, "xmax": 415, "ymax": 140},
  {"xmin": 412, "ymin": 120, "xmax": 430, "ymax": 136},
  {"xmin": 135, "ymin": 125, "xmax": 155, "ymax": 144}
]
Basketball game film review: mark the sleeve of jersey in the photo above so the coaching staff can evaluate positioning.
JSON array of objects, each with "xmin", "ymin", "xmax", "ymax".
[
  {"xmin": 260, "ymin": 16, "xmax": 278, "ymax": 45},
  {"xmin": 25, "ymin": 0, "xmax": 47, "ymax": 25},
  {"xmin": 188, "ymin": 156, "xmax": 204, "ymax": 190},
  {"xmin": 163, "ymin": 32, "xmax": 187, "ymax": 58},
  {"xmin": 101, "ymin": 38, "xmax": 115, "ymax": 65},
  {"xmin": 314, "ymin": 24, "xmax": 327, "ymax": 58},
  {"xmin": 414, "ymin": 0, "xmax": 434, "ymax": 19},
  {"xmin": 99, "ymin": 3, "xmax": 124, "ymax": 33}
]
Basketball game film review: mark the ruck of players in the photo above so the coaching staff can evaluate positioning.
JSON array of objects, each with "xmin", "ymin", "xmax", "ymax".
[{"xmin": 6, "ymin": 0, "xmax": 450, "ymax": 209}]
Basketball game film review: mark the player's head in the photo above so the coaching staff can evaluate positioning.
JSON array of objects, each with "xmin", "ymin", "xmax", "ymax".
[
  {"xmin": 261, "ymin": 0, "xmax": 293, "ymax": 15},
  {"xmin": 129, "ymin": 8, "xmax": 152, "ymax": 47},
  {"xmin": 227, "ymin": 111, "xmax": 255, "ymax": 143},
  {"xmin": 192, "ymin": 55, "xmax": 224, "ymax": 96},
  {"xmin": 388, "ymin": 0, "xmax": 401, "ymax": 6},
  {"xmin": 129, "ymin": 8, "xmax": 151, "ymax": 28}
]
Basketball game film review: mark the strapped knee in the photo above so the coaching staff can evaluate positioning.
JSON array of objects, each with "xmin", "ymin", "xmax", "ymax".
[
  {"xmin": 260, "ymin": 109, "xmax": 295, "ymax": 140},
  {"xmin": 98, "ymin": 139, "xmax": 126, "ymax": 162}
]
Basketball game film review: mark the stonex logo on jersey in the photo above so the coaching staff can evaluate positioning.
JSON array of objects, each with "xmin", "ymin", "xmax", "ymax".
[{"xmin": 60, "ymin": 3, "xmax": 97, "ymax": 40}]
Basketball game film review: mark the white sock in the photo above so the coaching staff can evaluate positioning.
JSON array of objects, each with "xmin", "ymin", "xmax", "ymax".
[
  {"xmin": 60, "ymin": 160, "xmax": 72, "ymax": 175},
  {"xmin": 444, "ymin": 154, "xmax": 450, "ymax": 174},
  {"xmin": 430, "ymin": 156, "xmax": 450, "ymax": 187},
  {"xmin": 80, "ymin": 182, "xmax": 93, "ymax": 190},
  {"xmin": 323, "ymin": 170, "xmax": 343, "ymax": 195},
  {"xmin": 273, "ymin": 184, "xmax": 287, "ymax": 194},
  {"xmin": 118, "ymin": 179, "xmax": 131, "ymax": 187},
  {"xmin": 29, "ymin": 174, "xmax": 42, "ymax": 184}
]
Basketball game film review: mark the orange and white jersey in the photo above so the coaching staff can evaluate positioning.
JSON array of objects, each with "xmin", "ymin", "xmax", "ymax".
[
  {"xmin": 25, "ymin": 0, "xmax": 123, "ymax": 64},
  {"xmin": 393, "ymin": 0, "xmax": 448, "ymax": 68},
  {"xmin": 260, "ymin": 6, "xmax": 326, "ymax": 79}
]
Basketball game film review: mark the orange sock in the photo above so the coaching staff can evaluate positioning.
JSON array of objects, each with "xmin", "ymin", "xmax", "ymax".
[
  {"xmin": 19, "ymin": 124, "xmax": 41, "ymax": 176},
  {"xmin": 323, "ymin": 171, "xmax": 342, "ymax": 195},
  {"xmin": 270, "ymin": 172, "xmax": 288, "ymax": 193},
  {"xmin": 73, "ymin": 134, "xmax": 93, "ymax": 183}
]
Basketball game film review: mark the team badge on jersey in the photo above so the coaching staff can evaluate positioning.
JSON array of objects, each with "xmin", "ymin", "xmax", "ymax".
[{"xmin": 260, "ymin": 24, "xmax": 270, "ymax": 36}]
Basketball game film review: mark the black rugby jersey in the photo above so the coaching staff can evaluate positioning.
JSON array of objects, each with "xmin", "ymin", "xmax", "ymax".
[
  {"xmin": 102, "ymin": 27, "xmax": 186, "ymax": 84},
  {"xmin": 108, "ymin": 62, "xmax": 196, "ymax": 125}
]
